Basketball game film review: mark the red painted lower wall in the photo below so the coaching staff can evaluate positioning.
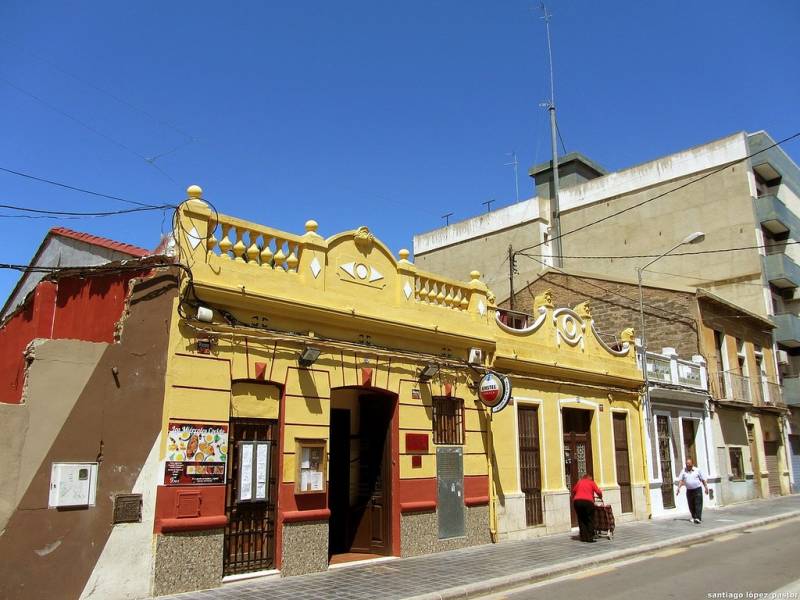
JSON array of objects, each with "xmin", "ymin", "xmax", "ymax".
[{"xmin": 154, "ymin": 485, "xmax": 227, "ymax": 533}]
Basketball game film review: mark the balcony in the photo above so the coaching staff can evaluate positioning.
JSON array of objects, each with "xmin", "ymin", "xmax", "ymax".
[
  {"xmin": 763, "ymin": 253, "xmax": 800, "ymax": 289},
  {"xmin": 751, "ymin": 379, "xmax": 786, "ymax": 409},
  {"xmin": 645, "ymin": 351, "xmax": 706, "ymax": 391},
  {"xmin": 711, "ymin": 371, "xmax": 753, "ymax": 404},
  {"xmin": 783, "ymin": 376, "xmax": 800, "ymax": 406},
  {"xmin": 756, "ymin": 194, "xmax": 800, "ymax": 236},
  {"xmin": 773, "ymin": 313, "xmax": 800, "ymax": 348}
]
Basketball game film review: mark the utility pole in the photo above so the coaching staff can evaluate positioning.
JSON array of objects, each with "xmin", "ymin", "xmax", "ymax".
[
  {"xmin": 505, "ymin": 151, "xmax": 520, "ymax": 202},
  {"xmin": 508, "ymin": 245, "xmax": 516, "ymax": 310},
  {"xmin": 541, "ymin": 2, "xmax": 563, "ymax": 268}
]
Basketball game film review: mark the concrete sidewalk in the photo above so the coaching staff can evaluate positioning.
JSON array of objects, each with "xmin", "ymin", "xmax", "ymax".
[{"xmin": 159, "ymin": 495, "xmax": 800, "ymax": 600}]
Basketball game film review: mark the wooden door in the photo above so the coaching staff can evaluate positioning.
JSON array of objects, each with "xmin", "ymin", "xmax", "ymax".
[
  {"xmin": 682, "ymin": 419, "xmax": 697, "ymax": 464},
  {"xmin": 657, "ymin": 415, "xmax": 675, "ymax": 509},
  {"xmin": 518, "ymin": 406, "xmax": 543, "ymax": 526},
  {"xmin": 764, "ymin": 441, "xmax": 781, "ymax": 496},
  {"xmin": 613, "ymin": 413, "xmax": 633, "ymax": 514},
  {"xmin": 329, "ymin": 409, "xmax": 350, "ymax": 555},
  {"xmin": 350, "ymin": 395, "xmax": 391, "ymax": 554},
  {"xmin": 563, "ymin": 409, "xmax": 593, "ymax": 527},
  {"xmin": 223, "ymin": 418, "xmax": 278, "ymax": 576},
  {"xmin": 747, "ymin": 424, "xmax": 761, "ymax": 498}
]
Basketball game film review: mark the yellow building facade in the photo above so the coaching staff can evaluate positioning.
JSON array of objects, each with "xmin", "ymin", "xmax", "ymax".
[{"xmin": 150, "ymin": 187, "xmax": 646, "ymax": 595}]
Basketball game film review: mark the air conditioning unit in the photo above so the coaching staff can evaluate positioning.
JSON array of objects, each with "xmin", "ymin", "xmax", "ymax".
[
  {"xmin": 777, "ymin": 350, "xmax": 789, "ymax": 365},
  {"xmin": 468, "ymin": 347, "xmax": 483, "ymax": 365}
]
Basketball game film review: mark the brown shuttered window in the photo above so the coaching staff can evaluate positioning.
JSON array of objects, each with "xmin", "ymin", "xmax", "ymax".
[{"xmin": 432, "ymin": 397, "xmax": 465, "ymax": 445}]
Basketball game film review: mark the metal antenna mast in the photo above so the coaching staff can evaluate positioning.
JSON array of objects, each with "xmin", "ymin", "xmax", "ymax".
[
  {"xmin": 541, "ymin": 2, "xmax": 563, "ymax": 267},
  {"xmin": 505, "ymin": 151, "xmax": 520, "ymax": 202}
]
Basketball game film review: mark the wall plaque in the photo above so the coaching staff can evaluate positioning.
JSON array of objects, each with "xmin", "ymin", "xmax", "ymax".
[{"xmin": 113, "ymin": 494, "xmax": 142, "ymax": 524}]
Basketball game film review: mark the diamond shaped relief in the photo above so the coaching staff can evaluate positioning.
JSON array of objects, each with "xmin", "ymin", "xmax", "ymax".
[
  {"xmin": 478, "ymin": 300, "xmax": 486, "ymax": 316},
  {"xmin": 310, "ymin": 257, "xmax": 322, "ymax": 279},
  {"xmin": 186, "ymin": 227, "xmax": 201, "ymax": 250},
  {"xmin": 403, "ymin": 281, "xmax": 413, "ymax": 300}
]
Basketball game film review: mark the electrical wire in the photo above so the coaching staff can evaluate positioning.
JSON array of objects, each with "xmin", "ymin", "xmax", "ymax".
[
  {"xmin": 515, "ymin": 252, "xmax": 697, "ymax": 326},
  {"xmin": 517, "ymin": 240, "xmax": 800, "ymax": 261},
  {"xmin": 0, "ymin": 165, "xmax": 166, "ymax": 208},
  {"xmin": 0, "ymin": 73, "xmax": 177, "ymax": 183},
  {"xmin": 513, "ymin": 131, "xmax": 800, "ymax": 256},
  {"xmin": 0, "ymin": 202, "xmax": 174, "ymax": 217}
]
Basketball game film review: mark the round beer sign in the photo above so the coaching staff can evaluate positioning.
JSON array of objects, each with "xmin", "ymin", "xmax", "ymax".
[{"xmin": 478, "ymin": 372, "xmax": 503, "ymax": 407}]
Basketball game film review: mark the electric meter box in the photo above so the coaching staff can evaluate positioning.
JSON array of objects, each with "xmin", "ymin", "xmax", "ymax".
[{"xmin": 48, "ymin": 462, "xmax": 98, "ymax": 508}]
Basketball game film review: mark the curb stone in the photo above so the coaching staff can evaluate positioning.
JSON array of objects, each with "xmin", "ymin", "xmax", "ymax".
[{"xmin": 404, "ymin": 510, "xmax": 800, "ymax": 600}]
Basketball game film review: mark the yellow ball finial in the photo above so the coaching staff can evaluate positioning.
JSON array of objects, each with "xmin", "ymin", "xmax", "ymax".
[
  {"xmin": 470, "ymin": 270, "xmax": 481, "ymax": 281},
  {"xmin": 305, "ymin": 219, "xmax": 319, "ymax": 233},
  {"xmin": 187, "ymin": 185, "xmax": 203, "ymax": 199},
  {"xmin": 398, "ymin": 249, "xmax": 410, "ymax": 260}
]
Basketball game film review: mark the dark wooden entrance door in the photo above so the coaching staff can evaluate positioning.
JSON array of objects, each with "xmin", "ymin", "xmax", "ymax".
[
  {"xmin": 562, "ymin": 408, "xmax": 593, "ymax": 527},
  {"xmin": 657, "ymin": 415, "xmax": 675, "ymax": 509},
  {"xmin": 764, "ymin": 441, "xmax": 781, "ymax": 496},
  {"xmin": 223, "ymin": 418, "xmax": 278, "ymax": 576},
  {"xmin": 613, "ymin": 413, "xmax": 633, "ymax": 513},
  {"xmin": 518, "ymin": 405, "xmax": 543, "ymax": 526},
  {"xmin": 350, "ymin": 394, "xmax": 392, "ymax": 555},
  {"xmin": 329, "ymin": 409, "xmax": 351, "ymax": 555}
]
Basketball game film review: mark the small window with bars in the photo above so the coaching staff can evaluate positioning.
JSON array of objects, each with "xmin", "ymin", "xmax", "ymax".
[
  {"xmin": 432, "ymin": 397, "xmax": 465, "ymax": 445},
  {"xmin": 729, "ymin": 447, "xmax": 744, "ymax": 480}
]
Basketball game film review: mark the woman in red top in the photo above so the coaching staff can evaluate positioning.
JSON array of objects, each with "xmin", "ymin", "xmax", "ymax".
[{"xmin": 571, "ymin": 473, "xmax": 602, "ymax": 542}]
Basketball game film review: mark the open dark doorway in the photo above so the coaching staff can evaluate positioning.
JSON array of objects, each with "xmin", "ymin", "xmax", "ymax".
[
  {"xmin": 329, "ymin": 390, "xmax": 394, "ymax": 564},
  {"xmin": 562, "ymin": 407, "xmax": 593, "ymax": 527}
]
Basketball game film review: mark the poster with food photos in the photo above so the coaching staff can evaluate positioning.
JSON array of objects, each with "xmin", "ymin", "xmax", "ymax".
[{"xmin": 164, "ymin": 422, "xmax": 228, "ymax": 485}]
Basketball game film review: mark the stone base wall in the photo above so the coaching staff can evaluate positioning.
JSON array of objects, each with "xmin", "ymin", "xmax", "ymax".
[
  {"xmin": 400, "ymin": 505, "xmax": 490, "ymax": 557},
  {"xmin": 152, "ymin": 529, "xmax": 224, "ymax": 596},
  {"xmin": 281, "ymin": 520, "xmax": 329, "ymax": 577},
  {"xmin": 499, "ymin": 485, "xmax": 649, "ymax": 541}
]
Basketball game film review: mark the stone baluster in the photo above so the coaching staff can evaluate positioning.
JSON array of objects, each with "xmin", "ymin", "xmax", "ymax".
[
  {"xmin": 286, "ymin": 242, "xmax": 300, "ymax": 272},
  {"xmin": 232, "ymin": 228, "xmax": 247, "ymax": 262},
  {"xmin": 274, "ymin": 238, "xmax": 287, "ymax": 271},
  {"xmin": 246, "ymin": 232, "xmax": 260, "ymax": 264},
  {"xmin": 260, "ymin": 235, "xmax": 274, "ymax": 268},
  {"xmin": 218, "ymin": 224, "xmax": 233, "ymax": 260}
]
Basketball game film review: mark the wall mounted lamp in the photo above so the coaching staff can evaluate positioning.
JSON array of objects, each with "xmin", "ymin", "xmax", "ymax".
[
  {"xmin": 418, "ymin": 363, "xmax": 439, "ymax": 382},
  {"xmin": 298, "ymin": 346, "xmax": 322, "ymax": 367}
]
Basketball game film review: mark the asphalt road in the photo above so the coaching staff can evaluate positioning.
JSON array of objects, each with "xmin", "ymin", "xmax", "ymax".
[{"xmin": 478, "ymin": 517, "xmax": 800, "ymax": 600}]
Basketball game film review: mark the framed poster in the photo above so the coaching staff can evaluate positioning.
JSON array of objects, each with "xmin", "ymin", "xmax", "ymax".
[
  {"xmin": 295, "ymin": 440, "xmax": 327, "ymax": 494},
  {"xmin": 164, "ymin": 421, "xmax": 228, "ymax": 485},
  {"xmin": 237, "ymin": 441, "xmax": 271, "ymax": 503}
]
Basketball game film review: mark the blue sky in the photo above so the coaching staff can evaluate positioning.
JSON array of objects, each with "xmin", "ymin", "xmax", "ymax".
[{"xmin": 1, "ymin": 1, "xmax": 798, "ymax": 301}]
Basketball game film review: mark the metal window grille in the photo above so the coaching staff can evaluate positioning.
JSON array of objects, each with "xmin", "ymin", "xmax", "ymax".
[{"xmin": 432, "ymin": 397, "xmax": 464, "ymax": 445}]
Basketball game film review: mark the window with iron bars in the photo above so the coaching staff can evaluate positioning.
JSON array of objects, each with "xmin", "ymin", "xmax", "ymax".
[{"xmin": 432, "ymin": 396, "xmax": 465, "ymax": 445}]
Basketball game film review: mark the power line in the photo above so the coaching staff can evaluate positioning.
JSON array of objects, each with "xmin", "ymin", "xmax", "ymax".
[
  {"xmin": 0, "ymin": 201, "xmax": 173, "ymax": 218},
  {"xmin": 514, "ymin": 130, "xmax": 800, "ymax": 256},
  {"xmin": 517, "ymin": 240, "xmax": 800, "ymax": 260},
  {"xmin": 0, "ymin": 73, "xmax": 177, "ymax": 183},
  {"xmin": 516, "ymin": 252, "xmax": 698, "ymax": 325},
  {"xmin": 0, "ymin": 34, "xmax": 195, "ymax": 143},
  {"xmin": 555, "ymin": 118, "xmax": 567, "ymax": 155},
  {"xmin": 0, "ymin": 165, "xmax": 166, "ymax": 208}
]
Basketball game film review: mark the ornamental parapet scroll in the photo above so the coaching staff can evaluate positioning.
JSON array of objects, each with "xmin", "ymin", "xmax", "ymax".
[{"xmin": 494, "ymin": 292, "xmax": 634, "ymax": 357}]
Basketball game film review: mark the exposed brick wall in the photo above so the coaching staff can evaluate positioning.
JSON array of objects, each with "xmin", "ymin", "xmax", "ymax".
[{"xmin": 505, "ymin": 272, "xmax": 700, "ymax": 359}]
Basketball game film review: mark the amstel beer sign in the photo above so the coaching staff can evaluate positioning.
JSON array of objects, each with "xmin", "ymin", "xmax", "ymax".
[{"xmin": 478, "ymin": 372, "xmax": 512, "ymax": 413}]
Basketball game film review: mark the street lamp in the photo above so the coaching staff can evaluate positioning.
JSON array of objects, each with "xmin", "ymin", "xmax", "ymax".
[{"xmin": 637, "ymin": 231, "xmax": 705, "ymax": 476}]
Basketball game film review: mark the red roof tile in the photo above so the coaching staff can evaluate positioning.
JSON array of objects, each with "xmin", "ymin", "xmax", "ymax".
[{"xmin": 49, "ymin": 227, "xmax": 150, "ymax": 257}]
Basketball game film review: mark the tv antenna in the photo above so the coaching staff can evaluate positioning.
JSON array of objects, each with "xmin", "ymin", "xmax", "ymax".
[
  {"xmin": 504, "ymin": 151, "xmax": 520, "ymax": 202},
  {"xmin": 441, "ymin": 212, "xmax": 454, "ymax": 226},
  {"xmin": 482, "ymin": 199, "xmax": 496, "ymax": 213}
]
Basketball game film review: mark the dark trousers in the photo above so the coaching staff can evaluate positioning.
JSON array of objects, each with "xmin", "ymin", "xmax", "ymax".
[
  {"xmin": 687, "ymin": 487, "xmax": 703, "ymax": 520},
  {"xmin": 574, "ymin": 499, "xmax": 595, "ymax": 541}
]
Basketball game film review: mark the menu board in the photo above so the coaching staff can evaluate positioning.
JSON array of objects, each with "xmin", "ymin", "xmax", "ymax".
[
  {"xmin": 296, "ymin": 442, "xmax": 326, "ymax": 494},
  {"xmin": 164, "ymin": 422, "xmax": 228, "ymax": 485},
  {"xmin": 237, "ymin": 441, "xmax": 271, "ymax": 503}
]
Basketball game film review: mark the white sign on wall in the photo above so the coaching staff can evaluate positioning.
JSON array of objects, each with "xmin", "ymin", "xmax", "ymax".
[{"xmin": 49, "ymin": 463, "xmax": 98, "ymax": 508}]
